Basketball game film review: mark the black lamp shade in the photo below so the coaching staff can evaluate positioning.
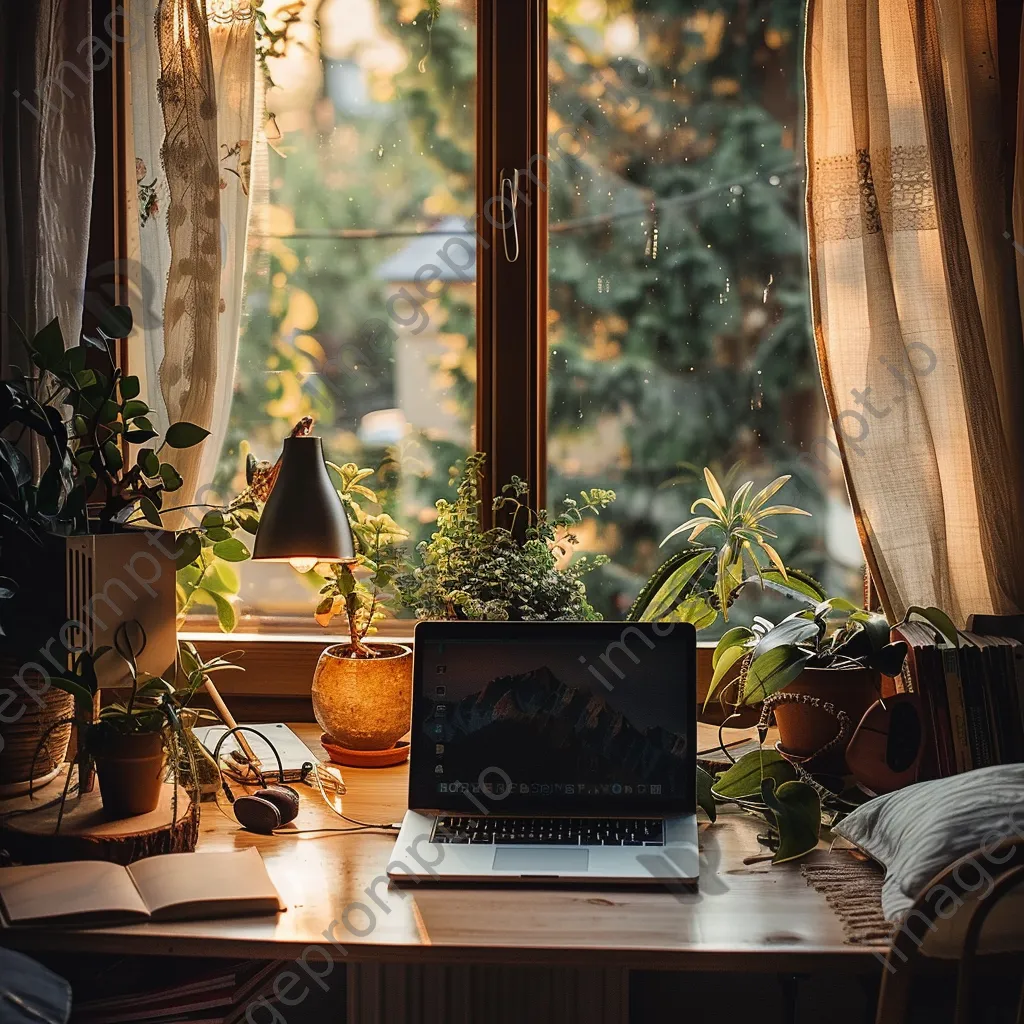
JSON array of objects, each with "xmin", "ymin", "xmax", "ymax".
[{"xmin": 252, "ymin": 436, "xmax": 356, "ymax": 562}]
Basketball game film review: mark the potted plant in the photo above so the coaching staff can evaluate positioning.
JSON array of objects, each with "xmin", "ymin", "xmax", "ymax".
[
  {"xmin": 0, "ymin": 307, "xmax": 212, "ymax": 789},
  {"xmin": 628, "ymin": 467, "xmax": 824, "ymax": 628},
  {"xmin": 32, "ymin": 631, "xmax": 239, "ymax": 821},
  {"xmin": 627, "ymin": 467, "xmax": 825, "ymax": 722},
  {"xmin": 706, "ymin": 600, "xmax": 910, "ymax": 772},
  {"xmin": 699, "ymin": 605, "xmax": 955, "ymax": 863},
  {"xmin": 397, "ymin": 452, "xmax": 615, "ymax": 621},
  {"xmin": 309, "ymin": 463, "xmax": 413, "ymax": 763}
]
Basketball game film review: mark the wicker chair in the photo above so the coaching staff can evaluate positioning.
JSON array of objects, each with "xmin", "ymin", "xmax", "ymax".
[{"xmin": 874, "ymin": 837, "xmax": 1024, "ymax": 1024}]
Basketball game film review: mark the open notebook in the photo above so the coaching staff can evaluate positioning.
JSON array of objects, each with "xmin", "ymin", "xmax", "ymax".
[{"xmin": 0, "ymin": 849, "xmax": 283, "ymax": 927}]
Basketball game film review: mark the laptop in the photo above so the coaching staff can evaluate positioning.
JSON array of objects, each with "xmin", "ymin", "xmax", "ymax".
[{"xmin": 389, "ymin": 620, "xmax": 698, "ymax": 886}]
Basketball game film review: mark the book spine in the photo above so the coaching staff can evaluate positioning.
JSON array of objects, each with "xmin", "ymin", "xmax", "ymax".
[{"xmin": 942, "ymin": 647, "xmax": 972, "ymax": 774}]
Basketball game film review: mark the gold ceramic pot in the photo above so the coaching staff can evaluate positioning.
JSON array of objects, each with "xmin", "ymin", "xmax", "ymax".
[{"xmin": 311, "ymin": 643, "xmax": 413, "ymax": 751}]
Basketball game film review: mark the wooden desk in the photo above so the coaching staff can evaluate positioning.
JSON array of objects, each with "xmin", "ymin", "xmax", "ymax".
[
  {"xmin": 1, "ymin": 724, "xmax": 879, "ymax": 971},
  {"xmin": 1, "ymin": 725, "xmax": 887, "ymax": 1023}
]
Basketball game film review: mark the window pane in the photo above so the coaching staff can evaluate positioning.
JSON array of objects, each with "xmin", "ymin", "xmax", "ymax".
[
  {"xmin": 189, "ymin": 0, "xmax": 476, "ymax": 630},
  {"xmin": 545, "ymin": 1, "xmax": 862, "ymax": 628}
]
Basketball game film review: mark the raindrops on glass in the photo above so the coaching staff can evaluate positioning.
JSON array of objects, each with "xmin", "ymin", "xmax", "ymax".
[
  {"xmin": 376, "ymin": 144, "xmax": 384, "ymax": 160},
  {"xmin": 763, "ymin": 273, "xmax": 774, "ymax": 304},
  {"xmin": 751, "ymin": 371, "xmax": 764, "ymax": 410},
  {"xmin": 644, "ymin": 200, "xmax": 659, "ymax": 260}
]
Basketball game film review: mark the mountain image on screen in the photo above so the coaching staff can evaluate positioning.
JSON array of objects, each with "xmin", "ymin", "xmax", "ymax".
[{"xmin": 437, "ymin": 666, "xmax": 687, "ymax": 788}]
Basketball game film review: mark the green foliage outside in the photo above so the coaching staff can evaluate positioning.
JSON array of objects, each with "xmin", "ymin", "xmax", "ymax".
[{"xmin": 218, "ymin": 0, "xmax": 859, "ymax": 628}]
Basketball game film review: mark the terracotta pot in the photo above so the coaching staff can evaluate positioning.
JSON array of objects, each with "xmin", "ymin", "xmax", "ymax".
[
  {"xmin": 773, "ymin": 667, "xmax": 882, "ymax": 774},
  {"xmin": 92, "ymin": 730, "xmax": 166, "ymax": 818},
  {"xmin": 312, "ymin": 643, "xmax": 413, "ymax": 752}
]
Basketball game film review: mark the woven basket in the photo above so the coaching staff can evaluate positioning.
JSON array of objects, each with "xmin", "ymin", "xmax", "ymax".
[{"xmin": 0, "ymin": 662, "xmax": 75, "ymax": 789}]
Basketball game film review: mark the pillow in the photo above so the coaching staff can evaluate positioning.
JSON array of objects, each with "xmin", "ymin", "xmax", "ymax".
[{"xmin": 833, "ymin": 764, "xmax": 1024, "ymax": 921}]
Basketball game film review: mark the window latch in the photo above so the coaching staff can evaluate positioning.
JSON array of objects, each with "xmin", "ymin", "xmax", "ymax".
[{"xmin": 499, "ymin": 168, "xmax": 520, "ymax": 263}]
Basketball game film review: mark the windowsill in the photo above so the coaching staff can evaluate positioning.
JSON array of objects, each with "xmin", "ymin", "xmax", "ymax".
[{"xmin": 184, "ymin": 629, "xmax": 719, "ymax": 703}]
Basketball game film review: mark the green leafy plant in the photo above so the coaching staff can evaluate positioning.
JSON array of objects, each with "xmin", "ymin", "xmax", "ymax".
[
  {"xmin": 628, "ymin": 468, "xmax": 823, "ymax": 629},
  {"xmin": 33, "ymin": 634, "xmax": 242, "ymax": 825},
  {"xmin": 706, "ymin": 600, "xmax": 909, "ymax": 711},
  {"xmin": 698, "ymin": 605, "xmax": 956, "ymax": 863},
  {"xmin": 4, "ymin": 307, "xmax": 210, "ymax": 530},
  {"xmin": 398, "ymin": 453, "xmax": 615, "ymax": 621},
  {"xmin": 312, "ymin": 463, "xmax": 409, "ymax": 657},
  {"xmin": 174, "ymin": 502, "xmax": 261, "ymax": 633}
]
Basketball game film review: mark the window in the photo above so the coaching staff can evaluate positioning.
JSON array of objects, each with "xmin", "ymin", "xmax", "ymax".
[{"xmin": 187, "ymin": 0, "xmax": 861, "ymax": 637}]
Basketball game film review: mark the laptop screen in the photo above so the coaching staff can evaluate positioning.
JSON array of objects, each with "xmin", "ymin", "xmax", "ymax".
[{"xmin": 409, "ymin": 621, "xmax": 696, "ymax": 815}]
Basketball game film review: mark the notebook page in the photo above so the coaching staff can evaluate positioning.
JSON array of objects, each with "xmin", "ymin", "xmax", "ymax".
[
  {"xmin": 0, "ymin": 861, "xmax": 148, "ymax": 925},
  {"xmin": 127, "ymin": 849, "xmax": 282, "ymax": 917}
]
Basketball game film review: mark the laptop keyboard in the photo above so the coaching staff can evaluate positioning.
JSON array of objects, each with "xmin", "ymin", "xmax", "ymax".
[{"xmin": 432, "ymin": 816, "xmax": 665, "ymax": 846}]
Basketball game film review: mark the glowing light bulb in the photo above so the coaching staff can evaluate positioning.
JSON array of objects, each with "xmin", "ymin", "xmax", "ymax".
[{"xmin": 290, "ymin": 557, "xmax": 318, "ymax": 574}]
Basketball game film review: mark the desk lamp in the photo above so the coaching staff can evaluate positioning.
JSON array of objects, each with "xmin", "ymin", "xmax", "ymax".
[{"xmin": 252, "ymin": 434, "xmax": 355, "ymax": 570}]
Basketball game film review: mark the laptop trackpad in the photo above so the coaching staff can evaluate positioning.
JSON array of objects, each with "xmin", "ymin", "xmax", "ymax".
[{"xmin": 492, "ymin": 848, "xmax": 589, "ymax": 874}]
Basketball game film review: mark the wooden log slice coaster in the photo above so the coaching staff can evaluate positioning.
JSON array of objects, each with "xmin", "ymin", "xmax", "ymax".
[{"xmin": 0, "ymin": 764, "xmax": 198, "ymax": 866}]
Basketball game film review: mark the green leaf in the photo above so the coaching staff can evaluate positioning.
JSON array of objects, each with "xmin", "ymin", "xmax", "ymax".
[
  {"xmin": 847, "ymin": 611, "xmax": 891, "ymax": 653},
  {"xmin": 173, "ymin": 531, "xmax": 203, "ymax": 570},
  {"xmin": 671, "ymin": 594, "xmax": 718, "ymax": 630},
  {"xmin": 697, "ymin": 766, "xmax": 717, "ymax": 822},
  {"xmin": 74, "ymin": 369, "xmax": 97, "ymax": 388},
  {"xmin": 138, "ymin": 448, "xmax": 160, "ymax": 477},
  {"xmin": 102, "ymin": 439, "xmax": 123, "ymax": 473},
  {"xmin": 202, "ymin": 588, "xmax": 238, "ymax": 632},
  {"xmin": 124, "ymin": 429, "xmax": 158, "ymax": 444},
  {"xmin": 119, "ymin": 375, "xmax": 141, "ymax": 400},
  {"xmin": 713, "ymin": 627, "xmax": 755, "ymax": 668},
  {"xmin": 50, "ymin": 676, "xmax": 95, "ymax": 710},
  {"xmin": 704, "ymin": 644, "xmax": 748, "ymax": 710},
  {"xmin": 756, "ymin": 569, "xmax": 827, "ymax": 605},
  {"xmin": 123, "ymin": 399, "xmax": 149, "ymax": 419},
  {"xmin": 742, "ymin": 645, "xmax": 813, "ymax": 705},
  {"xmin": 212, "ymin": 538, "xmax": 251, "ymax": 562},
  {"xmin": 138, "ymin": 496, "xmax": 162, "ymax": 527},
  {"xmin": 904, "ymin": 605, "xmax": 959, "ymax": 648},
  {"xmin": 761, "ymin": 778, "xmax": 821, "ymax": 863},
  {"xmin": 159, "ymin": 464, "xmax": 184, "ymax": 491},
  {"xmin": 97, "ymin": 304, "xmax": 133, "ymax": 339},
  {"xmin": 164, "ymin": 421, "xmax": 210, "ymax": 449},
  {"xmin": 31, "ymin": 318, "xmax": 65, "ymax": 369},
  {"xmin": 712, "ymin": 749, "xmax": 796, "ymax": 801},
  {"xmin": 203, "ymin": 560, "xmax": 240, "ymax": 595},
  {"xmin": 630, "ymin": 548, "xmax": 714, "ymax": 622},
  {"xmin": 236, "ymin": 513, "xmax": 260, "ymax": 534},
  {"xmin": 751, "ymin": 615, "xmax": 823, "ymax": 660},
  {"xmin": 201, "ymin": 510, "xmax": 224, "ymax": 529},
  {"xmin": 870, "ymin": 640, "xmax": 908, "ymax": 678}
]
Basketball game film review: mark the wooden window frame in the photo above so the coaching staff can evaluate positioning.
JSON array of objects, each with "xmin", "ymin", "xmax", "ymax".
[{"xmin": 112, "ymin": 1, "xmax": 863, "ymax": 712}]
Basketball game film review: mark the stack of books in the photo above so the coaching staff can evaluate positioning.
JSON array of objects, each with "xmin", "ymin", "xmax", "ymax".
[
  {"xmin": 71, "ymin": 961, "xmax": 283, "ymax": 1024},
  {"xmin": 892, "ymin": 616, "xmax": 1024, "ymax": 778}
]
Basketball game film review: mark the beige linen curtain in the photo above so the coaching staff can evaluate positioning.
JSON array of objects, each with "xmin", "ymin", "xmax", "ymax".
[
  {"xmin": 126, "ymin": 0, "xmax": 256, "ymax": 526},
  {"xmin": 805, "ymin": 0, "xmax": 1024, "ymax": 625}
]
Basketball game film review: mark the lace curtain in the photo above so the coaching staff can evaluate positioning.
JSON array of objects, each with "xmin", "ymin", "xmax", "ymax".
[
  {"xmin": 805, "ymin": 0, "xmax": 1024, "ymax": 625},
  {"xmin": 126, "ymin": 0, "xmax": 256, "ymax": 526}
]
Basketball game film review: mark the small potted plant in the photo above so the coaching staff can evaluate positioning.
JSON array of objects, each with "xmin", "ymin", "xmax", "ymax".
[
  {"xmin": 398, "ymin": 452, "xmax": 615, "ymax": 621},
  {"xmin": 37, "ymin": 633, "xmax": 239, "ymax": 820},
  {"xmin": 706, "ymin": 600, "xmax": 910, "ymax": 771},
  {"xmin": 310, "ymin": 463, "xmax": 412, "ymax": 763},
  {"xmin": 0, "ymin": 307, "xmax": 212, "ymax": 788}
]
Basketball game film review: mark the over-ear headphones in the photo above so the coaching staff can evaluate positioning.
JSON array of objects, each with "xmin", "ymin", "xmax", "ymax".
[{"xmin": 213, "ymin": 726, "xmax": 302, "ymax": 834}]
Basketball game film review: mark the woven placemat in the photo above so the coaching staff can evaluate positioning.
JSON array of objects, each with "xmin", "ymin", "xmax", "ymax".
[{"xmin": 801, "ymin": 853, "xmax": 894, "ymax": 945}]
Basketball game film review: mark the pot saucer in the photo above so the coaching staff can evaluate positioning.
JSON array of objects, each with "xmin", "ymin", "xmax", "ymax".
[{"xmin": 320, "ymin": 735, "xmax": 410, "ymax": 768}]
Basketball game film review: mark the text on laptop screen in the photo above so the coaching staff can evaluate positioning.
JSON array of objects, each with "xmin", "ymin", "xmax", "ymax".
[{"xmin": 410, "ymin": 625, "xmax": 694, "ymax": 814}]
